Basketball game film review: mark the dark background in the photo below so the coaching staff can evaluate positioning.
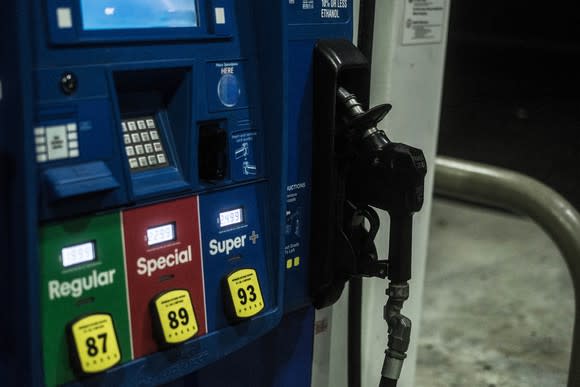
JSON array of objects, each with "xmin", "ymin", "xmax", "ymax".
[{"xmin": 438, "ymin": 2, "xmax": 580, "ymax": 208}]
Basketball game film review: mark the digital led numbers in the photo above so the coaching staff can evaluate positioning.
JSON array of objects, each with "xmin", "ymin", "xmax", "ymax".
[
  {"xmin": 219, "ymin": 208, "xmax": 244, "ymax": 228},
  {"xmin": 62, "ymin": 242, "xmax": 96, "ymax": 268},
  {"xmin": 147, "ymin": 223, "xmax": 176, "ymax": 246}
]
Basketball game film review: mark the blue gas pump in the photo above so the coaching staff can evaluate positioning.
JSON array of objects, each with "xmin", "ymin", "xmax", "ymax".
[
  {"xmin": 0, "ymin": 1, "xmax": 426, "ymax": 386},
  {"xmin": 1, "ymin": 1, "xmax": 289, "ymax": 385}
]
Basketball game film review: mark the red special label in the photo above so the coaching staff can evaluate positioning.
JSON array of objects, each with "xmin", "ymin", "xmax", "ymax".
[{"xmin": 122, "ymin": 196, "xmax": 206, "ymax": 358}]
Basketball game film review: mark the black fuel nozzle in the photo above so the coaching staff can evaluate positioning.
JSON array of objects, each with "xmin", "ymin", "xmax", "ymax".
[
  {"xmin": 335, "ymin": 87, "xmax": 425, "ymax": 387},
  {"xmin": 336, "ymin": 87, "xmax": 427, "ymax": 283}
]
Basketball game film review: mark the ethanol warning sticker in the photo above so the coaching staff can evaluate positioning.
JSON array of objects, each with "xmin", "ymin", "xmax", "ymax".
[
  {"xmin": 320, "ymin": 0, "xmax": 348, "ymax": 19},
  {"xmin": 288, "ymin": 0, "xmax": 351, "ymax": 24},
  {"xmin": 402, "ymin": 0, "xmax": 446, "ymax": 45}
]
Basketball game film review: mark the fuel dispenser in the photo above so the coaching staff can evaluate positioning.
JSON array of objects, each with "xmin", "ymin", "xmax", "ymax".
[
  {"xmin": 1, "ymin": 1, "xmax": 287, "ymax": 386},
  {"xmin": 1, "ymin": 1, "xmax": 428, "ymax": 386}
]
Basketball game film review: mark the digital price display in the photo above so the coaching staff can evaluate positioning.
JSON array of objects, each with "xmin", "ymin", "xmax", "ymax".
[
  {"xmin": 81, "ymin": 0, "xmax": 198, "ymax": 31},
  {"xmin": 219, "ymin": 208, "xmax": 244, "ymax": 228},
  {"xmin": 62, "ymin": 242, "xmax": 96, "ymax": 268},
  {"xmin": 147, "ymin": 223, "xmax": 176, "ymax": 246}
]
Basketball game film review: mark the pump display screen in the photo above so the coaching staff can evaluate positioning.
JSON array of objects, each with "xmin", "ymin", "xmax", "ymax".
[
  {"xmin": 62, "ymin": 242, "xmax": 96, "ymax": 267},
  {"xmin": 147, "ymin": 223, "xmax": 176, "ymax": 246},
  {"xmin": 219, "ymin": 208, "xmax": 244, "ymax": 228},
  {"xmin": 81, "ymin": 0, "xmax": 198, "ymax": 31}
]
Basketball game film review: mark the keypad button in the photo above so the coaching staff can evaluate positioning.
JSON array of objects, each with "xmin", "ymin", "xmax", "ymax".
[
  {"xmin": 34, "ymin": 127, "xmax": 45, "ymax": 136},
  {"xmin": 46, "ymin": 125, "xmax": 68, "ymax": 161},
  {"xmin": 69, "ymin": 149, "xmax": 79, "ymax": 158},
  {"xmin": 122, "ymin": 116, "xmax": 167, "ymax": 172},
  {"xmin": 68, "ymin": 131, "xmax": 78, "ymax": 140},
  {"xmin": 68, "ymin": 140, "xmax": 79, "ymax": 149},
  {"xmin": 35, "ymin": 136, "xmax": 46, "ymax": 145}
]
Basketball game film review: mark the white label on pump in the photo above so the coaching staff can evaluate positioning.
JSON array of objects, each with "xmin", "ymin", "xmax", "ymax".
[
  {"xmin": 402, "ymin": 0, "xmax": 446, "ymax": 45},
  {"xmin": 57, "ymin": 7, "xmax": 73, "ymax": 29},
  {"xmin": 215, "ymin": 7, "xmax": 226, "ymax": 24}
]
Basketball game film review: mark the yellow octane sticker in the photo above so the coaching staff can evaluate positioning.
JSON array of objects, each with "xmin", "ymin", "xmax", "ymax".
[
  {"xmin": 69, "ymin": 314, "xmax": 121, "ymax": 375},
  {"xmin": 153, "ymin": 289, "xmax": 198, "ymax": 345},
  {"xmin": 227, "ymin": 268, "xmax": 264, "ymax": 319}
]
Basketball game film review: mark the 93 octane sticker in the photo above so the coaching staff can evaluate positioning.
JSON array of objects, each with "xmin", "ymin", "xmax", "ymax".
[{"xmin": 226, "ymin": 268, "xmax": 264, "ymax": 319}]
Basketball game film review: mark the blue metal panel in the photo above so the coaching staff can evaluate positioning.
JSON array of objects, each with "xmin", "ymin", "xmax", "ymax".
[
  {"xmin": 283, "ymin": 2, "xmax": 353, "ymax": 312},
  {"xmin": 0, "ymin": 1, "xmax": 43, "ymax": 385},
  {"xmin": 186, "ymin": 307, "xmax": 315, "ymax": 387},
  {"xmin": 1, "ymin": 0, "xmax": 355, "ymax": 385},
  {"xmin": 2, "ymin": 0, "xmax": 289, "ymax": 385},
  {"xmin": 198, "ymin": 184, "xmax": 273, "ymax": 332},
  {"xmin": 183, "ymin": 3, "xmax": 355, "ymax": 387}
]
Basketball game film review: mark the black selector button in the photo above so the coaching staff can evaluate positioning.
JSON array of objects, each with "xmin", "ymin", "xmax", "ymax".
[{"xmin": 198, "ymin": 123, "xmax": 228, "ymax": 181}]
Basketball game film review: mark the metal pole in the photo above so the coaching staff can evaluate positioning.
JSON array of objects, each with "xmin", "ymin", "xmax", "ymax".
[{"xmin": 434, "ymin": 156, "xmax": 580, "ymax": 387}]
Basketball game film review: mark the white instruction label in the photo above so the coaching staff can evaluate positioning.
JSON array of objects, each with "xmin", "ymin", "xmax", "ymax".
[
  {"xmin": 402, "ymin": 0, "xmax": 446, "ymax": 45},
  {"xmin": 321, "ymin": 0, "xmax": 348, "ymax": 18}
]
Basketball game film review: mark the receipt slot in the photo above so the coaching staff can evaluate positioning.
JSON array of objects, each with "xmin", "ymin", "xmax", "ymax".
[
  {"xmin": 122, "ymin": 197, "xmax": 206, "ymax": 357},
  {"xmin": 39, "ymin": 213, "xmax": 131, "ymax": 386}
]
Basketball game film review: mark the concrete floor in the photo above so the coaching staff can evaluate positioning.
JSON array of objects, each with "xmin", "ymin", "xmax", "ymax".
[{"xmin": 416, "ymin": 199, "xmax": 574, "ymax": 387}]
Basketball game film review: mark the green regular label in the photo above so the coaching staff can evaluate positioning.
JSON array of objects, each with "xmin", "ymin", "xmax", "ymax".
[{"xmin": 40, "ymin": 212, "xmax": 131, "ymax": 386}]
